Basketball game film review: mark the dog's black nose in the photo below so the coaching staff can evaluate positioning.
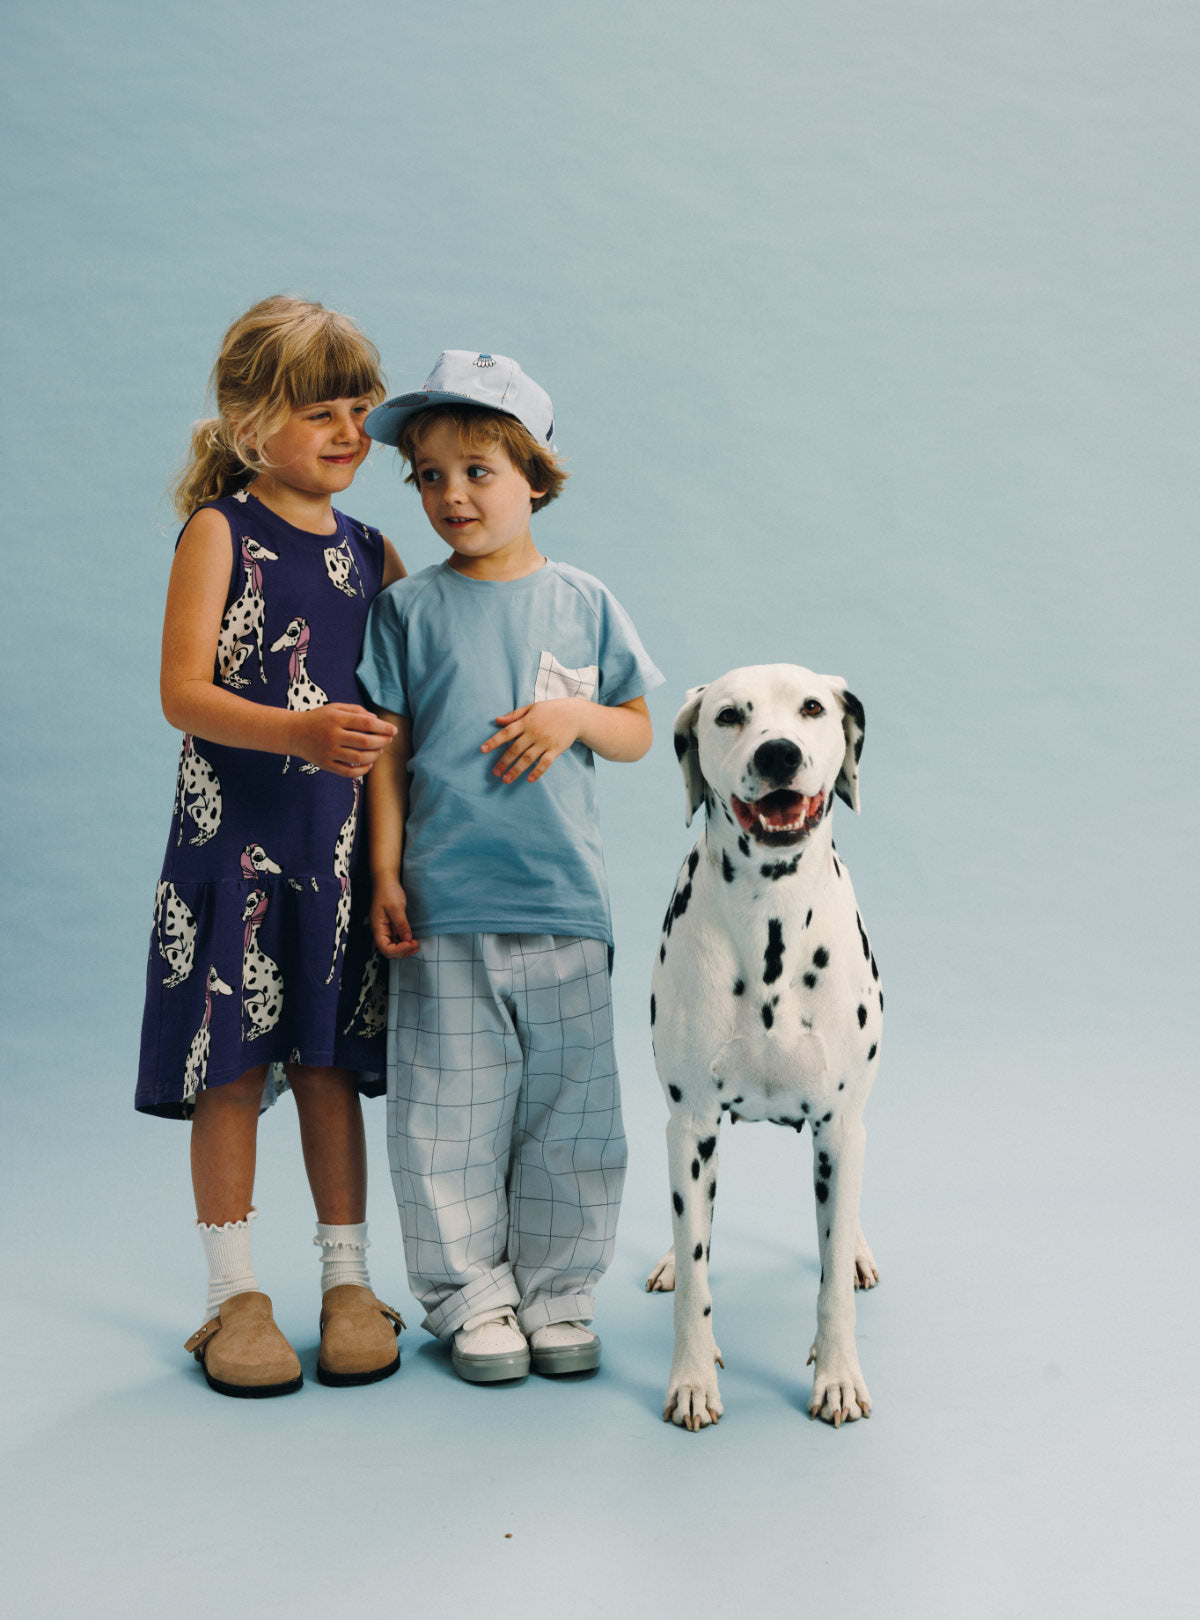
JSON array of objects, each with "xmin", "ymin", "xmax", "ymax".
[{"xmin": 753, "ymin": 739, "xmax": 802, "ymax": 784}]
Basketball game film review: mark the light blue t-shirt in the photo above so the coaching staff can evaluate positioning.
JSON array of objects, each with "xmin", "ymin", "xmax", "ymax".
[{"xmin": 357, "ymin": 559, "xmax": 663, "ymax": 945}]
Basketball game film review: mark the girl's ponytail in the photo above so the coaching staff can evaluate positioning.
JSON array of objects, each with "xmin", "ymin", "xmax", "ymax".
[{"xmin": 171, "ymin": 415, "xmax": 253, "ymax": 519}]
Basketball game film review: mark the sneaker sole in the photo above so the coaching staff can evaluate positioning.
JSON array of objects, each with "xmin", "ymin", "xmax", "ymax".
[
  {"xmin": 451, "ymin": 1347, "xmax": 531, "ymax": 1384},
  {"xmin": 530, "ymin": 1338, "xmax": 602, "ymax": 1376}
]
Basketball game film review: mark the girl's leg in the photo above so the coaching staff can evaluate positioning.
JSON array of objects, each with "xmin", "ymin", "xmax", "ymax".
[
  {"xmin": 287, "ymin": 1063, "xmax": 367, "ymax": 1224},
  {"xmin": 289, "ymin": 1064, "xmax": 403, "ymax": 1385},
  {"xmin": 191, "ymin": 1065, "xmax": 267, "ymax": 1224}
]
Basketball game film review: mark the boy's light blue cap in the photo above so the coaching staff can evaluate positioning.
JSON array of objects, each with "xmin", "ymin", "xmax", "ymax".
[{"xmin": 365, "ymin": 350, "xmax": 556, "ymax": 451}]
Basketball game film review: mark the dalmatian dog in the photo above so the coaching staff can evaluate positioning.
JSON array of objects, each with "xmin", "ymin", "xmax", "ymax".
[
  {"xmin": 154, "ymin": 882, "xmax": 197, "ymax": 988},
  {"xmin": 183, "ymin": 965, "xmax": 234, "ymax": 1101},
  {"xmin": 648, "ymin": 665, "xmax": 882, "ymax": 1432},
  {"xmin": 174, "ymin": 735, "xmax": 223, "ymax": 846},
  {"xmin": 217, "ymin": 536, "xmax": 277, "ymax": 688},
  {"xmin": 240, "ymin": 888, "xmax": 284, "ymax": 1041},
  {"xmin": 270, "ymin": 615, "xmax": 326, "ymax": 774}
]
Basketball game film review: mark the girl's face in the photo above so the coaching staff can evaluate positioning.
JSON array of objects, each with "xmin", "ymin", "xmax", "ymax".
[{"xmin": 252, "ymin": 397, "xmax": 372, "ymax": 500}]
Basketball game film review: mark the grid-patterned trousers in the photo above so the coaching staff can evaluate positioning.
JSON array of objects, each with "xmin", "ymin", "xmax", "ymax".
[{"xmin": 386, "ymin": 934, "xmax": 627, "ymax": 1338}]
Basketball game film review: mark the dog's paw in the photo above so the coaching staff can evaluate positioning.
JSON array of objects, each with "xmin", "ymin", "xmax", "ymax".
[
  {"xmin": 645, "ymin": 1249, "xmax": 676, "ymax": 1292},
  {"xmin": 854, "ymin": 1224, "xmax": 879, "ymax": 1290},
  {"xmin": 806, "ymin": 1341, "xmax": 871, "ymax": 1427},
  {"xmin": 663, "ymin": 1361, "xmax": 724, "ymax": 1431}
]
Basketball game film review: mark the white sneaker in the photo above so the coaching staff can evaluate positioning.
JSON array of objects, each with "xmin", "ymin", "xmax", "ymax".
[
  {"xmin": 451, "ymin": 1309, "xmax": 530, "ymax": 1384},
  {"xmin": 529, "ymin": 1320, "xmax": 601, "ymax": 1376}
]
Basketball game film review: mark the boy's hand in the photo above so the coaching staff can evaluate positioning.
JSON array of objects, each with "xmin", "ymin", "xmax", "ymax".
[
  {"xmin": 371, "ymin": 875, "xmax": 419, "ymax": 958},
  {"xmin": 294, "ymin": 704, "xmax": 397, "ymax": 778},
  {"xmin": 483, "ymin": 700, "xmax": 585, "ymax": 784}
]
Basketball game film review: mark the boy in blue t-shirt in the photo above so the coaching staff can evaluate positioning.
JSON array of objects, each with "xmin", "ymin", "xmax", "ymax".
[{"xmin": 358, "ymin": 351, "xmax": 662, "ymax": 1384}]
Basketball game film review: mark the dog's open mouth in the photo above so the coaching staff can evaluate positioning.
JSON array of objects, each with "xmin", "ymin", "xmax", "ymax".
[{"xmin": 731, "ymin": 789, "xmax": 825, "ymax": 847}]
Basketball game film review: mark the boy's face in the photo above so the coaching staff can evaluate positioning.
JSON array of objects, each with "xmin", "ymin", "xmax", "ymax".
[{"xmin": 411, "ymin": 417, "xmax": 546, "ymax": 579}]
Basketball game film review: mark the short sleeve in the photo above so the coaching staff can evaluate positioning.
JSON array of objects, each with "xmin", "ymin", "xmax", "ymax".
[
  {"xmin": 594, "ymin": 587, "xmax": 664, "ymax": 708},
  {"xmin": 356, "ymin": 587, "xmax": 410, "ymax": 715}
]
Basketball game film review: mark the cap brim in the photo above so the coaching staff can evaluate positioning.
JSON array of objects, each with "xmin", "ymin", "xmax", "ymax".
[{"xmin": 364, "ymin": 391, "xmax": 521, "ymax": 446}]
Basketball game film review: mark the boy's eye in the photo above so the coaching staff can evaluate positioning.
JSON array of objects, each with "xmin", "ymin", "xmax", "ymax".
[
  {"xmin": 466, "ymin": 464, "xmax": 491, "ymax": 480},
  {"xmin": 418, "ymin": 467, "xmax": 441, "ymax": 484}
]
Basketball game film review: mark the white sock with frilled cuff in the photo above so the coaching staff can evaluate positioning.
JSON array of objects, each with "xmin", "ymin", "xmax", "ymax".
[
  {"xmin": 197, "ymin": 1207, "xmax": 259, "ymax": 1319},
  {"xmin": 314, "ymin": 1221, "xmax": 372, "ymax": 1294}
]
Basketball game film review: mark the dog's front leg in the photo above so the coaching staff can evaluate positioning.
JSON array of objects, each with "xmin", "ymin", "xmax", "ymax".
[
  {"xmin": 808, "ymin": 1117, "xmax": 872, "ymax": 1426},
  {"xmin": 662, "ymin": 1110, "xmax": 723, "ymax": 1431}
]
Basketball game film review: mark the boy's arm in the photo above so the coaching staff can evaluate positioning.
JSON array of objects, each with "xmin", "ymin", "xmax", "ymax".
[
  {"xmin": 483, "ymin": 696, "xmax": 652, "ymax": 784},
  {"xmin": 367, "ymin": 712, "xmax": 420, "ymax": 957}
]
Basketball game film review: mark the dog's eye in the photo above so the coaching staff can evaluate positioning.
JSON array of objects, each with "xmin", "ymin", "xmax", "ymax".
[
  {"xmin": 800, "ymin": 699, "xmax": 825, "ymax": 718},
  {"xmin": 715, "ymin": 707, "xmax": 744, "ymax": 727}
]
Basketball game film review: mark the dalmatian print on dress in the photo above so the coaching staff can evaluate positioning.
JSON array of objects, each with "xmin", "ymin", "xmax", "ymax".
[
  {"xmin": 183, "ymin": 965, "xmax": 234, "ymax": 1101},
  {"xmin": 154, "ymin": 882, "xmax": 197, "ymax": 988},
  {"xmin": 270, "ymin": 615, "xmax": 326, "ymax": 774},
  {"xmin": 323, "ymin": 533, "xmax": 365, "ymax": 598},
  {"xmin": 240, "ymin": 887, "xmax": 284, "ymax": 1041},
  {"xmin": 217, "ymin": 536, "xmax": 277, "ymax": 688},
  {"xmin": 326, "ymin": 780, "xmax": 359, "ymax": 984},
  {"xmin": 343, "ymin": 933, "xmax": 386, "ymax": 1040},
  {"xmin": 174, "ymin": 735, "xmax": 223, "ymax": 846}
]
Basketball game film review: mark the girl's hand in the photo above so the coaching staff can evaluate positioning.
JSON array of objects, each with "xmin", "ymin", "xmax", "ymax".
[
  {"xmin": 371, "ymin": 875, "xmax": 419, "ymax": 958},
  {"xmin": 293, "ymin": 704, "xmax": 397, "ymax": 777},
  {"xmin": 483, "ymin": 700, "xmax": 585, "ymax": 784}
]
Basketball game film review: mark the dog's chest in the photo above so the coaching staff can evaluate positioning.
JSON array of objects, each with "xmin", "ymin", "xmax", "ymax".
[{"xmin": 654, "ymin": 844, "xmax": 882, "ymax": 1125}]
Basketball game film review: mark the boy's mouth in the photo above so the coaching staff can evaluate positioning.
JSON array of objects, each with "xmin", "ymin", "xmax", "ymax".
[{"xmin": 730, "ymin": 789, "xmax": 825, "ymax": 847}]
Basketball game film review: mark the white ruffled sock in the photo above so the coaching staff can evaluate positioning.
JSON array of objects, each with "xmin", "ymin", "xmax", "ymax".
[
  {"xmin": 197, "ymin": 1207, "xmax": 259, "ymax": 1319},
  {"xmin": 314, "ymin": 1221, "xmax": 372, "ymax": 1294}
]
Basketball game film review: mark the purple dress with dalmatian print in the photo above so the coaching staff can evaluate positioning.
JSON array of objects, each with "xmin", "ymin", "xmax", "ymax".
[{"xmin": 135, "ymin": 492, "xmax": 388, "ymax": 1118}]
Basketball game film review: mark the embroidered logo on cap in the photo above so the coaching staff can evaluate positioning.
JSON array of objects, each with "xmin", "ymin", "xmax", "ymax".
[{"xmin": 474, "ymin": 354, "xmax": 496, "ymax": 367}]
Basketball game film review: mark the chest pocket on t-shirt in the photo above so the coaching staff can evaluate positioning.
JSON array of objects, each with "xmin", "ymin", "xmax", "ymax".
[{"xmin": 534, "ymin": 650, "xmax": 599, "ymax": 703}]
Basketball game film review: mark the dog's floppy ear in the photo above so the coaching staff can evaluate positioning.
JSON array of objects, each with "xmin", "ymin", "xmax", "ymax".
[
  {"xmin": 673, "ymin": 684, "xmax": 708, "ymax": 825},
  {"xmin": 826, "ymin": 678, "xmax": 864, "ymax": 813}
]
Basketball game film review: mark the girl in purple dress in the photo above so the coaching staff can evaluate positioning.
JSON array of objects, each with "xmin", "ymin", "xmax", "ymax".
[{"xmin": 137, "ymin": 297, "xmax": 407, "ymax": 1397}]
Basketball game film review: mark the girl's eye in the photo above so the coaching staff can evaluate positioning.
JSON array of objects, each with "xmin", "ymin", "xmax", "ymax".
[
  {"xmin": 715, "ymin": 706, "xmax": 744, "ymax": 727},
  {"xmin": 801, "ymin": 699, "xmax": 824, "ymax": 717}
]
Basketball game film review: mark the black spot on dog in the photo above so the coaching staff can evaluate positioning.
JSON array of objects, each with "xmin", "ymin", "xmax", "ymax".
[
  {"xmin": 691, "ymin": 1158, "xmax": 700, "ymax": 1180},
  {"xmin": 857, "ymin": 1004, "xmax": 867, "ymax": 1028},
  {"xmin": 659, "ymin": 944, "xmax": 666, "ymax": 964},
  {"xmin": 673, "ymin": 733, "xmax": 689, "ymax": 761},
  {"xmin": 870, "ymin": 953, "xmax": 879, "ymax": 981},
  {"xmin": 762, "ymin": 1003, "xmax": 774, "ymax": 1029},
  {"xmin": 761, "ymin": 853, "xmax": 801, "ymax": 881},
  {"xmin": 733, "ymin": 978, "xmax": 745, "ymax": 996},
  {"xmin": 672, "ymin": 882, "xmax": 692, "ymax": 923},
  {"xmin": 732, "ymin": 1096, "xmax": 744, "ymax": 1105},
  {"xmin": 693, "ymin": 1243, "xmax": 703, "ymax": 1262},
  {"xmin": 815, "ymin": 1181, "xmax": 829, "ymax": 1204},
  {"xmin": 716, "ymin": 1078, "xmax": 724, "ymax": 1090},
  {"xmin": 763, "ymin": 918, "xmax": 785, "ymax": 984},
  {"xmin": 813, "ymin": 946, "xmax": 830, "ymax": 968},
  {"xmin": 838, "ymin": 1081, "xmax": 845, "ymax": 1090},
  {"xmin": 688, "ymin": 849, "xmax": 699, "ymax": 879},
  {"xmin": 803, "ymin": 972, "xmax": 817, "ymax": 989},
  {"xmin": 703, "ymin": 1304, "xmax": 712, "ymax": 1317},
  {"xmin": 708, "ymin": 1180, "xmax": 716, "ymax": 1201},
  {"xmin": 868, "ymin": 1043, "xmax": 877, "ymax": 1061},
  {"xmin": 673, "ymin": 1191, "xmax": 683, "ymax": 1216},
  {"xmin": 800, "ymin": 1103, "xmax": 809, "ymax": 1114},
  {"xmin": 806, "ymin": 909, "xmax": 813, "ymax": 927},
  {"xmin": 668, "ymin": 1084, "xmax": 681, "ymax": 1102},
  {"xmin": 697, "ymin": 1136, "xmax": 717, "ymax": 1162},
  {"xmin": 818, "ymin": 1151, "xmax": 831, "ymax": 1172},
  {"xmin": 722, "ymin": 851, "xmax": 735, "ymax": 883},
  {"xmin": 857, "ymin": 914, "xmax": 870, "ymax": 959},
  {"xmin": 794, "ymin": 1120, "xmax": 805, "ymax": 1133},
  {"xmin": 738, "ymin": 835, "xmax": 751, "ymax": 858},
  {"xmin": 722, "ymin": 803, "xmax": 734, "ymax": 825},
  {"xmin": 879, "ymin": 989, "xmax": 885, "ymax": 1010},
  {"xmin": 823, "ymin": 1112, "xmax": 832, "ymax": 1122},
  {"xmin": 650, "ymin": 995, "xmax": 656, "ymax": 1026}
]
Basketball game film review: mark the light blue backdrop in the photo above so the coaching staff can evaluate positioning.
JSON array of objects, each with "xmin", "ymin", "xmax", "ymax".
[{"xmin": 3, "ymin": 3, "xmax": 1196, "ymax": 1616}]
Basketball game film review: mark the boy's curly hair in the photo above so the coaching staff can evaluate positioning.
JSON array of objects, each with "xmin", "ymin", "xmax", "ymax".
[{"xmin": 396, "ymin": 403, "xmax": 567, "ymax": 513}]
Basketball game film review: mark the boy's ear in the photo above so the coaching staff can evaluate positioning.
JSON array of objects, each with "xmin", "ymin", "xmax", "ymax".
[{"xmin": 673, "ymin": 685, "xmax": 708, "ymax": 825}]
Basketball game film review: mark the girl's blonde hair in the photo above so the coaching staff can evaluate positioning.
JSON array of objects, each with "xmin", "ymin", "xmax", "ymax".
[{"xmin": 171, "ymin": 295, "xmax": 385, "ymax": 519}]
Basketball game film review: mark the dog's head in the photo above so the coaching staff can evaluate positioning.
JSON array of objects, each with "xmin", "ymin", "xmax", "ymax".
[{"xmin": 673, "ymin": 664, "xmax": 864, "ymax": 841}]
